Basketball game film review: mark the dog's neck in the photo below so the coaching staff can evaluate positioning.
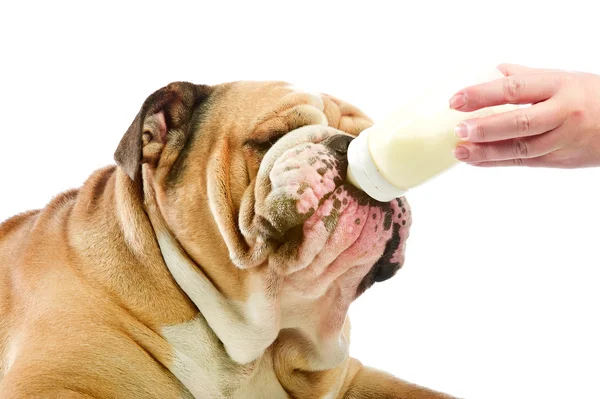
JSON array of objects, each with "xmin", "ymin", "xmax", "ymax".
[
  {"xmin": 140, "ymin": 172, "xmax": 277, "ymax": 364},
  {"xmin": 139, "ymin": 168, "xmax": 352, "ymax": 373},
  {"xmin": 67, "ymin": 166, "xmax": 196, "ymax": 325}
]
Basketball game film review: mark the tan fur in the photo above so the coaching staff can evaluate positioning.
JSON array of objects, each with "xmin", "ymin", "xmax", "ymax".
[{"xmin": 0, "ymin": 81, "xmax": 457, "ymax": 398}]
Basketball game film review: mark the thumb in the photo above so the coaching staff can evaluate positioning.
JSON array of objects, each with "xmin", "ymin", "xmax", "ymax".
[
  {"xmin": 497, "ymin": 63, "xmax": 560, "ymax": 76},
  {"xmin": 496, "ymin": 63, "xmax": 541, "ymax": 76}
]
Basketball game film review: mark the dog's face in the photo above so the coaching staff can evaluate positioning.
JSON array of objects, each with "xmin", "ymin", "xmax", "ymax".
[{"xmin": 114, "ymin": 80, "xmax": 411, "ymax": 361}]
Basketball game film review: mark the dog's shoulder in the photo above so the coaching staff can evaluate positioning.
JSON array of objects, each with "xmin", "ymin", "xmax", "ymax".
[
  {"xmin": 0, "ymin": 208, "xmax": 43, "ymax": 275},
  {"xmin": 0, "ymin": 165, "xmax": 117, "ymax": 286},
  {"xmin": 0, "ymin": 209, "xmax": 40, "ymax": 242}
]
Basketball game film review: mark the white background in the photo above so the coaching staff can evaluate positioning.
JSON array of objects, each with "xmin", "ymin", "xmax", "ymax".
[{"xmin": 1, "ymin": 1, "xmax": 599, "ymax": 398}]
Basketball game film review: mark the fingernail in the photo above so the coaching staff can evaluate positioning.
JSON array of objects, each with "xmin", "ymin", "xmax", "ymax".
[
  {"xmin": 449, "ymin": 93, "xmax": 467, "ymax": 109},
  {"xmin": 454, "ymin": 123, "xmax": 468, "ymax": 139},
  {"xmin": 454, "ymin": 146, "xmax": 470, "ymax": 160}
]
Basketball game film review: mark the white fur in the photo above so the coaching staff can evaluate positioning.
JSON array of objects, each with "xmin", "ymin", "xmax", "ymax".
[
  {"xmin": 163, "ymin": 317, "xmax": 288, "ymax": 399},
  {"xmin": 162, "ymin": 317, "xmax": 228, "ymax": 398},
  {"xmin": 153, "ymin": 223, "xmax": 347, "ymax": 398},
  {"xmin": 287, "ymin": 85, "xmax": 325, "ymax": 110},
  {"xmin": 1, "ymin": 333, "xmax": 19, "ymax": 378},
  {"xmin": 281, "ymin": 296, "xmax": 351, "ymax": 371},
  {"xmin": 228, "ymin": 349, "xmax": 289, "ymax": 399},
  {"xmin": 287, "ymin": 85, "xmax": 329, "ymax": 125},
  {"xmin": 155, "ymin": 230, "xmax": 278, "ymax": 364}
]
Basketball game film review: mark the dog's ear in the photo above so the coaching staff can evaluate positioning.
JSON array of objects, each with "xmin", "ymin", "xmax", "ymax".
[{"xmin": 114, "ymin": 82, "xmax": 212, "ymax": 181}]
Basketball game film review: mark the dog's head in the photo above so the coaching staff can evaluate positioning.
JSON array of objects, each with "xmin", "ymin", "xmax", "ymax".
[{"xmin": 115, "ymin": 81, "xmax": 411, "ymax": 365}]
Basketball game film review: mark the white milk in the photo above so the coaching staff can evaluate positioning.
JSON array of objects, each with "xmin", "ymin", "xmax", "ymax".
[{"xmin": 346, "ymin": 69, "xmax": 521, "ymax": 202}]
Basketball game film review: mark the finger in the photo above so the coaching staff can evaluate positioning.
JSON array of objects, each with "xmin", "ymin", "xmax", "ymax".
[
  {"xmin": 497, "ymin": 63, "xmax": 558, "ymax": 76},
  {"xmin": 455, "ymin": 98, "xmax": 566, "ymax": 143},
  {"xmin": 467, "ymin": 149, "xmax": 574, "ymax": 168},
  {"xmin": 454, "ymin": 129, "xmax": 565, "ymax": 163},
  {"xmin": 467, "ymin": 158, "xmax": 547, "ymax": 167},
  {"xmin": 449, "ymin": 71, "xmax": 562, "ymax": 112}
]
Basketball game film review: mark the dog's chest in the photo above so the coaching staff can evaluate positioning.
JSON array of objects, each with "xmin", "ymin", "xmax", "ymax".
[{"xmin": 162, "ymin": 316, "xmax": 288, "ymax": 399}]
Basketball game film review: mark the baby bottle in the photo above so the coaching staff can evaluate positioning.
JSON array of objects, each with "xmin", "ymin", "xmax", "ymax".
[{"xmin": 346, "ymin": 68, "xmax": 521, "ymax": 201}]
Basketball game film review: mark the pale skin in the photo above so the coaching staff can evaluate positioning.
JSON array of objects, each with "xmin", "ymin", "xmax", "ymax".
[{"xmin": 449, "ymin": 63, "xmax": 600, "ymax": 168}]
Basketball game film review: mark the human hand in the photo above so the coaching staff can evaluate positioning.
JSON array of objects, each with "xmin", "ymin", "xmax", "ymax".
[{"xmin": 449, "ymin": 63, "xmax": 600, "ymax": 168}]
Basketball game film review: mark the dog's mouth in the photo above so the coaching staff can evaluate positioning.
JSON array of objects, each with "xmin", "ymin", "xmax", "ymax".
[{"xmin": 246, "ymin": 125, "xmax": 411, "ymax": 298}]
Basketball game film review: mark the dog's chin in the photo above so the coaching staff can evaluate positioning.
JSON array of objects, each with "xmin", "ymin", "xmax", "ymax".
[{"xmin": 248, "ymin": 125, "xmax": 412, "ymax": 299}]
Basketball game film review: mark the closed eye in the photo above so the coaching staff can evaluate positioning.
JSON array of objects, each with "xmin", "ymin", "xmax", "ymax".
[{"xmin": 244, "ymin": 132, "xmax": 287, "ymax": 153}]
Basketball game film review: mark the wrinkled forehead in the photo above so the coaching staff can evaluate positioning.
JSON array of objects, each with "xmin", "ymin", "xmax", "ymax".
[
  {"xmin": 197, "ymin": 81, "xmax": 373, "ymax": 156},
  {"xmin": 220, "ymin": 81, "xmax": 327, "ymax": 118},
  {"xmin": 205, "ymin": 80, "xmax": 331, "ymax": 142}
]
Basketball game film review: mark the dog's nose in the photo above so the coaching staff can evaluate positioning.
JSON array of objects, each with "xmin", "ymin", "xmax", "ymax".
[{"xmin": 322, "ymin": 134, "xmax": 353, "ymax": 155}]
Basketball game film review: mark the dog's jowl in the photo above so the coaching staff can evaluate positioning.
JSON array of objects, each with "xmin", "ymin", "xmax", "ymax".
[{"xmin": 0, "ymin": 81, "xmax": 456, "ymax": 398}]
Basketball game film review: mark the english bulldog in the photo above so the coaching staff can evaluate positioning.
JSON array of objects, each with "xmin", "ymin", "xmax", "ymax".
[{"xmin": 0, "ymin": 81, "xmax": 457, "ymax": 398}]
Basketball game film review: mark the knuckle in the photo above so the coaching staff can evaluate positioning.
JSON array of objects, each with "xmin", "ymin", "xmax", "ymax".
[
  {"xmin": 569, "ymin": 107, "xmax": 585, "ymax": 122},
  {"xmin": 512, "ymin": 139, "xmax": 530, "ymax": 158},
  {"xmin": 474, "ymin": 144, "xmax": 488, "ymax": 160},
  {"xmin": 516, "ymin": 113, "xmax": 531, "ymax": 134},
  {"xmin": 475, "ymin": 124, "xmax": 486, "ymax": 141},
  {"xmin": 503, "ymin": 76, "xmax": 524, "ymax": 102}
]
